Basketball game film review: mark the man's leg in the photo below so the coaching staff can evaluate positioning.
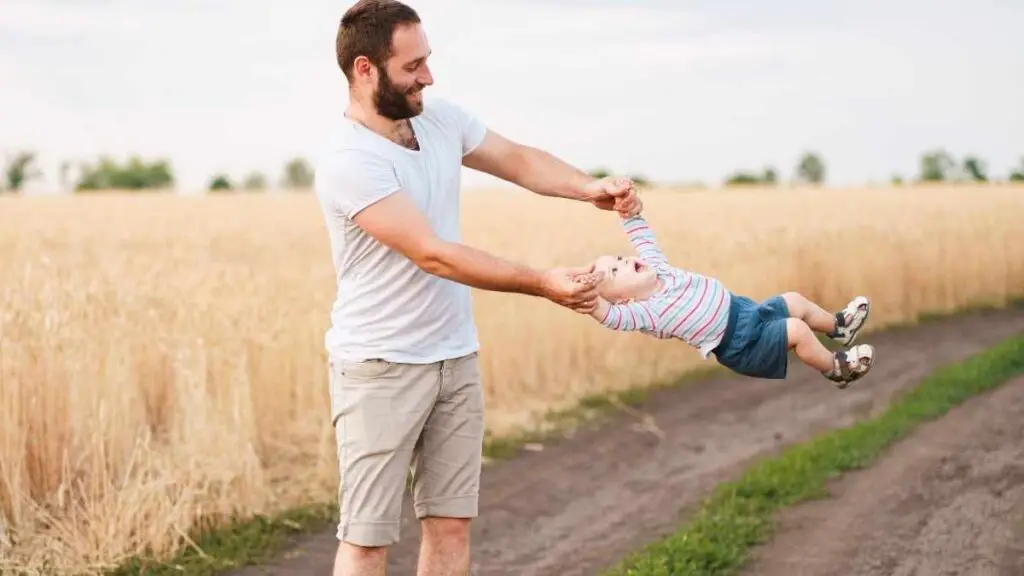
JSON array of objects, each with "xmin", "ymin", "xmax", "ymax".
[
  {"xmin": 334, "ymin": 543, "xmax": 386, "ymax": 576},
  {"xmin": 781, "ymin": 291, "xmax": 870, "ymax": 345},
  {"xmin": 410, "ymin": 352, "xmax": 485, "ymax": 576},
  {"xmin": 329, "ymin": 357, "xmax": 441, "ymax": 576}
]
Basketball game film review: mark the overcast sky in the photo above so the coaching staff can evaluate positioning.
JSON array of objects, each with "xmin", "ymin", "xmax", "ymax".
[{"xmin": 2, "ymin": 0, "xmax": 1022, "ymax": 192}]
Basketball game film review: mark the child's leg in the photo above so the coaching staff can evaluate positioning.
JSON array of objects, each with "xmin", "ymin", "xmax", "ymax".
[
  {"xmin": 785, "ymin": 317, "xmax": 834, "ymax": 372},
  {"xmin": 786, "ymin": 317, "xmax": 875, "ymax": 388},
  {"xmin": 780, "ymin": 292, "xmax": 838, "ymax": 333},
  {"xmin": 781, "ymin": 292, "xmax": 870, "ymax": 346}
]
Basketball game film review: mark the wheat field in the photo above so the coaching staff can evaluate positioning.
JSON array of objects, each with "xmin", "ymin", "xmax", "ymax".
[{"xmin": 1, "ymin": 184, "xmax": 1023, "ymax": 573}]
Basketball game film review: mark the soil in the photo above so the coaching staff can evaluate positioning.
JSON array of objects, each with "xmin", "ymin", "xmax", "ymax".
[
  {"xmin": 222, "ymin": 308, "xmax": 1024, "ymax": 576},
  {"xmin": 740, "ymin": 375, "xmax": 1024, "ymax": 576}
]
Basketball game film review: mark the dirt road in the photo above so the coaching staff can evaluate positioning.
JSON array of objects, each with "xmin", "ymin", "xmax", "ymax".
[
  {"xmin": 740, "ymin": 375, "xmax": 1024, "ymax": 576},
  {"xmin": 223, "ymin": 308, "xmax": 1024, "ymax": 576}
]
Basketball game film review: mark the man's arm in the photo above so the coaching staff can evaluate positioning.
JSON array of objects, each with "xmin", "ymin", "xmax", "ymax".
[
  {"xmin": 354, "ymin": 191, "xmax": 545, "ymax": 294},
  {"xmin": 463, "ymin": 130, "xmax": 595, "ymax": 201},
  {"xmin": 439, "ymin": 98, "xmax": 635, "ymax": 211},
  {"xmin": 351, "ymin": 191, "xmax": 601, "ymax": 312}
]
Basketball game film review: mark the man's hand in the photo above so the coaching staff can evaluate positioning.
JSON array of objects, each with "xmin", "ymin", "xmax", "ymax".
[
  {"xmin": 538, "ymin": 264, "xmax": 604, "ymax": 314},
  {"xmin": 583, "ymin": 177, "xmax": 640, "ymax": 217}
]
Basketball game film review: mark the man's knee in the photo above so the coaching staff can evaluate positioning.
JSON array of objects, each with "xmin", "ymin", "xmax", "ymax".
[
  {"xmin": 334, "ymin": 540, "xmax": 387, "ymax": 575},
  {"xmin": 421, "ymin": 516, "xmax": 471, "ymax": 543},
  {"xmin": 338, "ymin": 540, "xmax": 388, "ymax": 558}
]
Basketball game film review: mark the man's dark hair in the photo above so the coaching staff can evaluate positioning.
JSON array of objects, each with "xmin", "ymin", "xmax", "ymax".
[{"xmin": 336, "ymin": 0, "xmax": 421, "ymax": 82}]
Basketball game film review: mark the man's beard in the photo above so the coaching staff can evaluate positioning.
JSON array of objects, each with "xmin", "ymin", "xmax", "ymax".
[{"xmin": 374, "ymin": 69, "xmax": 423, "ymax": 120}]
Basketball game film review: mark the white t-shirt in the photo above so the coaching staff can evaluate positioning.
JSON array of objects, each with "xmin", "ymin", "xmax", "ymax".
[{"xmin": 314, "ymin": 97, "xmax": 488, "ymax": 364}]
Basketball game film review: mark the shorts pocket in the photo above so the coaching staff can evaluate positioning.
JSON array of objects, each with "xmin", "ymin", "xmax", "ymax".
[{"xmin": 337, "ymin": 358, "xmax": 397, "ymax": 380}]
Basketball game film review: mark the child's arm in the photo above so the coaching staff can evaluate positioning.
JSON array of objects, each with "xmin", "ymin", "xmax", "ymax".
[
  {"xmin": 620, "ymin": 214, "xmax": 668, "ymax": 267},
  {"xmin": 591, "ymin": 296, "xmax": 659, "ymax": 333}
]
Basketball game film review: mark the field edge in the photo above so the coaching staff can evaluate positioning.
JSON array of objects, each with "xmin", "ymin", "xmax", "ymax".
[
  {"xmin": 102, "ymin": 298, "xmax": 1024, "ymax": 576},
  {"xmin": 602, "ymin": 331, "xmax": 1024, "ymax": 575}
]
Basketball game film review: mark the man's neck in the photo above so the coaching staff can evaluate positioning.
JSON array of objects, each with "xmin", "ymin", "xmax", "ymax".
[
  {"xmin": 346, "ymin": 100, "xmax": 400, "ymax": 135},
  {"xmin": 345, "ymin": 97, "xmax": 417, "ymax": 149}
]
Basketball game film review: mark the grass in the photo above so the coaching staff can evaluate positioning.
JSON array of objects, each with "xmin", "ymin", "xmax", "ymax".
[
  {"xmin": 2, "ymin": 184, "xmax": 1023, "ymax": 573},
  {"xmin": 604, "ymin": 333, "xmax": 1024, "ymax": 576},
  {"xmin": 105, "ymin": 504, "xmax": 337, "ymax": 576}
]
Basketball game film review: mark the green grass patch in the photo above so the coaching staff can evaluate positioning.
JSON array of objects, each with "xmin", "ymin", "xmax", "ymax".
[
  {"xmin": 604, "ymin": 333, "xmax": 1024, "ymax": 576},
  {"xmin": 104, "ymin": 504, "xmax": 337, "ymax": 575}
]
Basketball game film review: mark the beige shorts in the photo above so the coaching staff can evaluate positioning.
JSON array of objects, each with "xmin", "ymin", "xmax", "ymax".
[{"xmin": 328, "ymin": 351, "xmax": 485, "ymax": 547}]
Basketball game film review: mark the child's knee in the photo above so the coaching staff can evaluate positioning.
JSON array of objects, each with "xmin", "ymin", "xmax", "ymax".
[
  {"xmin": 780, "ymin": 291, "xmax": 803, "ymax": 306},
  {"xmin": 784, "ymin": 317, "xmax": 812, "ymax": 346},
  {"xmin": 779, "ymin": 292, "xmax": 804, "ymax": 315}
]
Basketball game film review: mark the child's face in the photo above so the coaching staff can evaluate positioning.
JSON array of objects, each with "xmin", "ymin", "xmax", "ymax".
[{"xmin": 593, "ymin": 254, "xmax": 658, "ymax": 303}]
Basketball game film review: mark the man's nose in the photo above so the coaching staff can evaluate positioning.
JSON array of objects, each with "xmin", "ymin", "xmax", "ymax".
[{"xmin": 419, "ymin": 64, "xmax": 434, "ymax": 86}]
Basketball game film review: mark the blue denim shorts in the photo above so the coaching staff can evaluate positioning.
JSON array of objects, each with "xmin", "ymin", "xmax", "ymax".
[{"xmin": 712, "ymin": 294, "xmax": 791, "ymax": 380}]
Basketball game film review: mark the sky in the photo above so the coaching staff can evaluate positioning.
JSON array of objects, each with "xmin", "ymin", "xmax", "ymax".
[{"xmin": 2, "ymin": 0, "xmax": 1023, "ymax": 193}]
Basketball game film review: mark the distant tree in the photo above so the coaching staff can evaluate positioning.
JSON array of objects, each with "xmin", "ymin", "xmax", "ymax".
[
  {"xmin": 962, "ymin": 155, "xmax": 988, "ymax": 182},
  {"xmin": 918, "ymin": 148, "xmax": 955, "ymax": 182},
  {"xmin": 725, "ymin": 170, "xmax": 763, "ymax": 186},
  {"xmin": 891, "ymin": 174, "xmax": 904, "ymax": 186},
  {"xmin": 75, "ymin": 155, "xmax": 174, "ymax": 191},
  {"xmin": 627, "ymin": 173, "xmax": 650, "ymax": 188},
  {"xmin": 281, "ymin": 157, "xmax": 314, "ymax": 189},
  {"xmin": 795, "ymin": 151, "xmax": 826, "ymax": 184},
  {"xmin": 587, "ymin": 167, "xmax": 611, "ymax": 179},
  {"xmin": 4, "ymin": 151, "xmax": 42, "ymax": 192},
  {"xmin": 1007, "ymin": 157, "xmax": 1024, "ymax": 182},
  {"xmin": 208, "ymin": 173, "xmax": 233, "ymax": 191},
  {"xmin": 762, "ymin": 166, "xmax": 778, "ymax": 185},
  {"xmin": 242, "ymin": 171, "xmax": 267, "ymax": 191}
]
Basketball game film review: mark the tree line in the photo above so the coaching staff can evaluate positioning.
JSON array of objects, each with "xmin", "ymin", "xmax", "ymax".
[
  {"xmin": 716, "ymin": 149, "xmax": 1024, "ymax": 187},
  {"xmin": 2, "ymin": 148, "xmax": 1024, "ymax": 194},
  {"xmin": 0, "ymin": 153, "xmax": 314, "ymax": 194}
]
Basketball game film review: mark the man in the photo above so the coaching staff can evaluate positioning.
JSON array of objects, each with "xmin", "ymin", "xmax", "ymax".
[{"xmin": 314, "ymin": 1, "xmax": 639, "ymax": 574}]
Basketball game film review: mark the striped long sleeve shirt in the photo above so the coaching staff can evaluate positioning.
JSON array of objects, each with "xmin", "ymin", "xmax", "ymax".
[{"xmin": 598, "ymin": 215, "xmax": 733, "ymax": 358}]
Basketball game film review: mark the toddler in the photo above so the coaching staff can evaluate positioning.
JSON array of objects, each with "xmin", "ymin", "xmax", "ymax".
[{"xmin": 576, "ymin": 207, "xmax": 875, "ymax": 387}]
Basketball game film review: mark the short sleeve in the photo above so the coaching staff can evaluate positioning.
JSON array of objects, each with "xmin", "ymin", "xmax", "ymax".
[
  {"xmin": 314, "ymin": 149, "xmax": 401, "ymax": 219},
  {"xmin": 430, "ymin": 98, "xmax": 487, "ymax": 156}
]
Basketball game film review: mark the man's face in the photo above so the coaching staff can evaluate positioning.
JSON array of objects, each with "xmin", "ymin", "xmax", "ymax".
[{"xmin": 373, "ymin": 23, "xmax": 434, "ymax": 120}]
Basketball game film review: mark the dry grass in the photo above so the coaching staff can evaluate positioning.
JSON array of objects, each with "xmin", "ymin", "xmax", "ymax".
[{"xmin": 1, "ymin": 184, "xmax": 1022, "ymax": 574}]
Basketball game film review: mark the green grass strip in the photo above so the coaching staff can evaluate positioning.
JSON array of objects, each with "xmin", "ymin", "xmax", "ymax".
[
  {"xmin": 604, "ymin": 333, "xmax": 1024, "ymax": 576},
  {"xmin": 104, "ymin": 504, "xmax": 337, "ymax": 576}
]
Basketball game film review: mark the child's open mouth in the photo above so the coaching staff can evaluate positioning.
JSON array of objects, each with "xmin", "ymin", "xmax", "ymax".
[{"xmin": 634, "ymin": 260, "xmax": 643, "ymax": 273}]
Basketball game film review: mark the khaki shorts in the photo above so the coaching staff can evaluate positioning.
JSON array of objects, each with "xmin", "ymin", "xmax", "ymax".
[{"xmin": 328, "ymin": 351, "xmax": 485, "ymax": 547}]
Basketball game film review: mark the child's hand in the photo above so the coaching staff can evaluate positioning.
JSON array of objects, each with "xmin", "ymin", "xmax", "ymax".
[
  {"xmin": 613, "ymin": 180, "xmax": 642, "ymax": 218},
  {"xmin": 571, "ymin": 271, "xmax": 603, "ymax": 285}
]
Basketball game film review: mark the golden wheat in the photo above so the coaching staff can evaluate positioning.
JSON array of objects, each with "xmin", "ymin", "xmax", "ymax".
[{"xmin": 1, "ymin": 184, "xmax": 1023, "ymax": 573}]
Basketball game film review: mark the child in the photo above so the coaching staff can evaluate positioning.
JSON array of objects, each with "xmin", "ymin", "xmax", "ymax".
[{"xmin": 576, "ymin": 206, "xmax": 875, "ymax": 388}]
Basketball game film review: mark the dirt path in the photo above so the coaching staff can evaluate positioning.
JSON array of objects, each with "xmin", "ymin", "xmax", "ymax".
[
  {"xmin": 223, "ymin": 308, "xmax": 1024, "ymax": 576},
  {"xmin": 741, "ymin": 376, "xmax": 1024, "ymax": 576}
]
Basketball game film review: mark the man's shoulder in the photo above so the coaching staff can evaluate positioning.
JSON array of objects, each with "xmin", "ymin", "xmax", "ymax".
[
  {"xmin": 316, "ymin": 125, "xmax": 392, "ymax": 171},
  {"xmin": 421, "ymin": 95, "xmax": 458, "ymax": 117},
  {"xmin": 420, "ymin": 96, "xmax": 479, "ymax": 125}
]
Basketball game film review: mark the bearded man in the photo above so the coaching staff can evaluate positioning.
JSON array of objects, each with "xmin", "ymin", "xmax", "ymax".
[{"xmin": 314, "ymin": 1, "xmax": 639, "ymax": 574}]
